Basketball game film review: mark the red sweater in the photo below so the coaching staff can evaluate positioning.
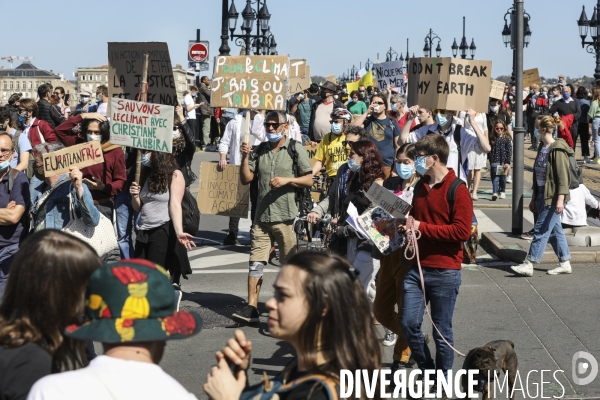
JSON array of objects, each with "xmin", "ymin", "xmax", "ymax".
[
  {"xmin": 412, "ymin": 169, "xmax": 472, "ymax": 270},
  {"xmin": 28, "ymin": 118, "xmax": 58, "ymax": 149}
]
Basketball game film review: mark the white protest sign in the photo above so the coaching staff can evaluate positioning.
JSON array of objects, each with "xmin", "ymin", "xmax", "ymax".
[
  {"xmin": 110, "ymin": 98, "xmax": 174, "ymax": 153},
  {"xmin": 374, "ymin": 60, "xmax": 405, "ymax": 90},
  {"xmin": 364, "ymin": 184, "xmax": 413, "ymax": 219}
]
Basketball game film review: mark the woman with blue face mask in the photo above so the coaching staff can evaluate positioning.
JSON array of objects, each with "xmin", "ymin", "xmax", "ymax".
[{"xmin": 373, "ymin": 142, "xmax": 418, "ymax": 371}]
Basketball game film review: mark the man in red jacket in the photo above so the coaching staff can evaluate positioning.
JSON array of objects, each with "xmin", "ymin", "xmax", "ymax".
[{"xmin": 399, "ymin": 134, "xmax": 472, "ymax": 384}]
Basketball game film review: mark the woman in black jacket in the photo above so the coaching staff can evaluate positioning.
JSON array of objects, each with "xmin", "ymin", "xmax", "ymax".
[{"xmin": 173, "ymin": 104, "xmax": 197, "ymax": 187}]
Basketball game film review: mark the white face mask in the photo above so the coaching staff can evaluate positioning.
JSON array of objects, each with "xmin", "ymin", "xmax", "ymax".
[
  {"xmin": 173, "ymin": 128, "xmax": 181, "ymax": 140},
  {"xmin": 87, "ymin": 134, "xmax": 101, "ymax": 142},
  {"xmin": 373, "ymin": 105, "xmax": 381, "ymax": 113}
]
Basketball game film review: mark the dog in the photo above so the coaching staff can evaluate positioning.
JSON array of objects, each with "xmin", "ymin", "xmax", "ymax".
[{"xmin": 461, "ymin": 340, "xmax": 518, "ymax": 400}]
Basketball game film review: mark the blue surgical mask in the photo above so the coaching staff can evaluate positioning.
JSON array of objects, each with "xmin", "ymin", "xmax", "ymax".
[
  {"xmin": 96, "ymin": 94, "xmax": 101, "ymax": 102},
  {"xmin": 348, "ymin": 158, "xmax": 361, "ymax": 172},
  {"xmin": 16, "ymin": 115, "xmax": 27, "ymax": 128},
  {"xmin": 266, "ymin": 133, "xmax": 283, "ymax": 142},
  {"xmin": 563, "ymin": 93, "xmax": 571, "ymax": 100},
  {"xmin": 415, "ymin": 156, "xmax": 431, "ymax": 176},
  {"xmin": 391, "ymin": 103, "xmax": 399, "ymax": 112},
  {"xmin": 435, "ymin": 113, "xmax": 448, "ymax": 127},
  {"xmin": 331, "ymin": 122, "xmax": 342, "ymax": 134},
  {"xmin": 141, "ymin": 153, "xmax": 151, "ymax": 167},
  {"xmin": 397, "ymin": 164, "xmax": 414, "ymax": 179},
  {"xmin": 534, "ymin": 128, "xmax": 541, "ymax": 140},
  {"xmin": 0, "ymin": 160, "xmax": 10, "ymax": 171}
]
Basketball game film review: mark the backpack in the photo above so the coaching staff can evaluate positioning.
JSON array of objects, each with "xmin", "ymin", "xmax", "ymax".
[
  {"xmin": 568, "ymin": 154, "xmax": 583, "ymax": 190},
  {"xmin": 413, "ymin": 177, "xmax": 478, "ymax": 264},
  {"xmin": 181, "ymin": 188, "xmax": 200, "ymax": 235}
]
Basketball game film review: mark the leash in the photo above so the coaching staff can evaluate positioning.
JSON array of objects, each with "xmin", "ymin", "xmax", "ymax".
[{"xmin": 404, "ymin": 216, "xmax": 466, "ymax": 358}]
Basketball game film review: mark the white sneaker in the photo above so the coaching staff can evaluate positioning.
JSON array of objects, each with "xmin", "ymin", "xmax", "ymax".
[
  {"xmin": 506, "ymin": 175, "xmax": 512, "ymax": 183},
  {"xmin": 471, "ymin": 193, "xmax": 479, "ymax": 200},
  {"xmin": 511, "ymin": 260, "xmax": 533, "ymax": 276},
  {"xmin": 500, "ymin": 192, "xmax": 506, "ymax": 199},
  {"xmin": 585, "ymin": 157, "xmax": 593, "ymax": 164},
  {"xmin": 383, "ymin": 330, "xmax": 397, "ymax": 347},
  {"xmin": 547, "ymin": 261, "xmax": 572, "ymax": 275},
  {"xmin": 492, "ymin": 193, "xmax": 498, "ymax": 201}
]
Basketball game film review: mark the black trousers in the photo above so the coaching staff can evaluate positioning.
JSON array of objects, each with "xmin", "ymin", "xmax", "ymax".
[
  {"xmin": 135, "ymin": 221, "xmax": 169, "ymax": 267},
  {"xmin": 578, "ymin": 122, "xmax": 591, "ymax": 156},
  {"xmin": 229, "ymin": 217, "xmax": 240, "ymax": 234}
]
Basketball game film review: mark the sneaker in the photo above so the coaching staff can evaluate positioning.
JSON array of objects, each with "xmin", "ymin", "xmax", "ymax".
[
  {"xmin": 391, "ymin": 360, "xmax": 412, "ymax": 371},
  {"xmin": 172, "ymin": 284, "xmax": 182, "ymax": 312},
  {"xmin": 528, "ymin": 144, "xmax": 538, "ymax": 151},
  {"xmin": 500, "ymin": 192, "xmax": 506, "ymax": 199},
  {"xmin": 471, "ymin": 193, "xmax": 479, "ymax": 200},
  {"xmin": 585, "ymin": 156, "xmax": 593, "ymax": 164},
  {"xmin": 547, "ymin": 260, "xmax": 572, "ymax": 275},
  {"xmin": 511, "ymin": 260, "xmax": 534, "ymax": 276},
  {"xmin": 492, "ymin": 193, "xmax": 498, "ymax": 201},
  {"xmin": 594, "ymin": 157, "xmax": 600, "ymax": 164},
  {"xmin": 223, "ymin": 231, "xmax": 237, "ymax": 245},
  {"xmin": 383, "ymin": 330, "xmax": 397, "ymax": 347},
  {"xmin": 232, "ymin": 305, "xmax": 260, "ymax": 324},
  {"xmin": 521, "ymin": 229, "xmax": 535, "ymax": 240},
  {"xmin": 506, "ymin": 175, "xmax": 512, "ymax": 183}
]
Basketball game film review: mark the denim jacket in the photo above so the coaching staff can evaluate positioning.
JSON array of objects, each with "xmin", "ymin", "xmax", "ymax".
[{"xmin": 30, "ymin": 174, "xmax": 100, "ymax": 231}]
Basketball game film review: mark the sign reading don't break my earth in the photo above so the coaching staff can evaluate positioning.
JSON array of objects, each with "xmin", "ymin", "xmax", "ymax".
[
  {"xmin": 211, "ymin": 55, "xmax": 289, "ymax": 110},
  {"xmin": 110, "ymin": 98, "xmax": 174, "ymax": 153}
]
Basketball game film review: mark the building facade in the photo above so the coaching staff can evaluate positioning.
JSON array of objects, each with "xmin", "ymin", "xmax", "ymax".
[{"xmin": 0, "ymin": 61, "xmax": 62, "ymax": 104}]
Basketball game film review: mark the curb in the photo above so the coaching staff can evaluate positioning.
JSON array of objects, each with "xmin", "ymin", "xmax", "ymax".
[
  {"xmin": 473, "ymin": 204, "xmax": 512, "ymax": 209},
  {"xmin": 480, "ymin": 232, "xmax": 599, "ymax": 264}
]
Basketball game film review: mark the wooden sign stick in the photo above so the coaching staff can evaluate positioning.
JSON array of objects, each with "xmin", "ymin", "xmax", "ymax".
[
  {"xmin": 135, "ymin": 54, "xmax": 150, "ymax": 184},
  {"xmin": 244, "ymin": 110, "xmax": 250, "ymax": 144}
]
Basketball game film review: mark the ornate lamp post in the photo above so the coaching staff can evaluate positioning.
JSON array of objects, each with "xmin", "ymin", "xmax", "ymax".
[
  {"xmin": 219, "ymin": 0, "xmax": 278, "ymax": 56},
  {"xmin": 502, "ymin": 3, "xmax": 531, "ymax": 86},
  {"xmin": 577, "ymin": 2, "xmax": 600, "ymax": 82},
  {"xmin": 452, "ymin": 17, "xmax": 476, "ymax": 59},
  {"xmin": 385, "ymin": 47, "xmax": 398, "ymax": 62},
  {"xmin": 423, "ymin": 29, "xmax": 442, "ymax": 57}
]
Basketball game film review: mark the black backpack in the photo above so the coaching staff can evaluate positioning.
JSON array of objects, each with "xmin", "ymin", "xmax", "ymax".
[
  {"xmin": 568, "ymin": 154, "xmax": 583, "ymax": 190},
  {"xmin": 181, "ymin": 188, "xmax": 200, "ymax": 235}
]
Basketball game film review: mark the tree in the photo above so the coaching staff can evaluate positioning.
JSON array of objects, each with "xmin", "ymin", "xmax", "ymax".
[{"xmin": 311, "ymin": 75, "xmax": 326, "ymax": 85}]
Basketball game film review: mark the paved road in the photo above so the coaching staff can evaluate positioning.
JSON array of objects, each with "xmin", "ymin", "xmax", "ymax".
[{"xmin": 98, "ymin": 150, "xmax": 600, "ymax": 399}]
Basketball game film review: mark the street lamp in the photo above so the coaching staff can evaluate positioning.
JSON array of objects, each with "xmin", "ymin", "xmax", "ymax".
[
  {"xmin": 220, "ymin": 0, "xmax": 278, "ymax": 56},
  {"xmin": 365, "ymin": 58, "xmax": 374, "ymax": 71},
  {"xmin": 453, "ymin": 17, "xmax": 476, "ymax": 59},
  {"xmin": 503, "ymin": 3, "xmax": 531, "ymax": 86},
  {"xmin": 577, "ymin": 2, "xmax": 600, "ymax": 82},
  {"xmin": 385, "ymin": 47, "xmax": 398, "ymax": 62},
  {"xmin": 423, "ymin": 29, "xmax": 442, "ymax": 57}
]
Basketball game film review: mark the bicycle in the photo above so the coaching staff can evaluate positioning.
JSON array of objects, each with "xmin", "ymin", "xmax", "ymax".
[{"xmin": 293, "ymin": 215, "xmax": 333, "ymax": 251}]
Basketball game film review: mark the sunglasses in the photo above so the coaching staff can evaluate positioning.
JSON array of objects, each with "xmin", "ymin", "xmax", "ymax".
[
  {"xmin": 264, "ymin": 122, "xmax": 284, "ymax": 128},
  {"xmin": 433, "ymin": 109, "xmax": 448, "ymax": 115},
  {"xmin": 372, "ymin": 101, "xmax": 385, "ymax": 105},
  {"xmin": 495, "ymin": 127, "xmax": 505, "ymax": 131},
  {"xmin": 342, "ymin": 140, "xmax": 357, "ymax": 147}
]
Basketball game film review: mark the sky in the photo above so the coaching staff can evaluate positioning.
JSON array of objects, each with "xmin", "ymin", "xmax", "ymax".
[{"xmin": 4, "ymin": 0, "xmax": 597, "ymax": 81}]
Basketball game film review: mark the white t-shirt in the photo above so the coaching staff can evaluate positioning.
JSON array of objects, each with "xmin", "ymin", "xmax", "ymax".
[
  {"xmin": 562, "ymin": 184, "xmax": 599, "ymax": 226},
  {"xmin": 406, "ymin": 119, "xmax": 483, "ymax": 183},
  {"xmin": 97, "ymin": 102, "xmax": 107, "ymax": 116},
  {"xmin": 27, "ymin": 355, "xmax": 197, "ymax": 400},
  {"xmin": 184, "ymin": 94, "xmax": 196, "ymax": 120}
]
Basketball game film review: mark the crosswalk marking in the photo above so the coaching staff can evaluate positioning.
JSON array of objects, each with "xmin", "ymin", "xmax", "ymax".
[
  {"xmin": 474, "ymin": 209, "xmax": 503, "ymax": 234},
  {"xmin": 191, "ymin": 253, "xmax": 249, "ymax": 270},
  {"xmin": 191, "ymin": 268, "xmax": 279, "ymax": 274}
]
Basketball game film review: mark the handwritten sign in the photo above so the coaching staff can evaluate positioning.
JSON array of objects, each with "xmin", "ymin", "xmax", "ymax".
[
  {"xmin": 43, "ymin": 141, "xmax": 104, "ymax": 177},
  {"xmin": 374, "ymin": 60, "xmax": 405, "ymax": 90},
  {"xmin": 108, "ymin": 42, "xmax": 178, "ymax": 106},
  {"xmin": 364, "ymin": 183, "xmax": 412, "ymax": 219},
  {"xmin": 211, "ymin": 55, "xmax": 290, "ymax": 110},
  {"xmin": 489, "ymin": 80, "xmax": 506, "ymax": 100},
  {"xmin": 288, "ymin": 59, "xmax": 310, "ymax": 94},
  {"xmin": 198, "ymin": 163, "xmax": 250, "ymax": 219},
  {"xmin": 326, "ymin": 75, "xmax": 337, "ymax": 85},
  {"xmin": 407, "ymin": 57, "xmax": 493, "ymax": 113},
  {"xmin": 110, "ymin": 98, "xmax": 174, "ymax": 153},
  {"xmin": 523, "ymin": 68, "xmax": 541, "ymax": 88}
]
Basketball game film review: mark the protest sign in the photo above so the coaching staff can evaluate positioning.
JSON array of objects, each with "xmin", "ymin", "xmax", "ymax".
[
  {"xmin": 197, "ymin": 162, "xmax": 250, "ymax": 219},
  {"xmin": 303, "ymin": 145, "xmax": 318, "ymax": 166},
  {"xmin": 374, "ymin": 60, "xmax": 405, "ymax": 90},
  {"xmin": 288, "ymin": 59, "xmax": 310, "ymax": 94},
  {"xmin": 407, "ymin": 57, "xmax": 493, "ymax": 113},
  {"xmin": 108, "ymin": 42, "xmax": 177, "ymax": 106},
  {"xmin": 110, "ymin": 98, "xmax": 174, "ymax": 153},
  {"xmin": 357, "ymin": 207, "xmax": 405, "ymax": 256},
  {"xmin": 211, "ymin": 55, "xmax": 289, "ymax": 110},
  {"xmin": 489, "ymin": 80, "xmax": 506, "ymax": 100},
  {"xmin": 523, "ymin": 68, "xmax": 541, "ymax": 88},
  {"xmin": 364, "ymin": 183, "xmax": 413, "ymax": 219},
  {"xmin": 346, "ymin": 71, "xmax": 375, "ymax": 94},
  {"xmin": 326, "ymin": 75, "xmax": 337, "ymax": 84},
  {"xmin": 43, "ymin": 141, "xmax": 104, "ymax": 177}
]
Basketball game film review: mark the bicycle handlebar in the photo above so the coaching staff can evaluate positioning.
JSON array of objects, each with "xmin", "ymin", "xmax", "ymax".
[{"xmin": 298, "ymin": 216, "xmax": 331, "ymax": 223}]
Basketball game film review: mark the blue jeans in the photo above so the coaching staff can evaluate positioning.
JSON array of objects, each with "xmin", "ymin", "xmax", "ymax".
[
  {"xmin": 0, "ymin": 243, "xmax": 19, "ymax": 301},
  {"xmin": 528, "ymin": 188, "xmax": 571, "ymax": 263},
  {"xmin": 592, "ymin": 118, "xmax": 600, "ymax": 159},
  {"xmin": 490, "ymin": 165, "xmax": 507, "ymax": 194},
  {"xmin": 401, "ymin": 266, "xmax": 461, "ymax": 377},
  {"xmin": 115, "ymin": 191, "xmax": 137, "ymax": 259}
]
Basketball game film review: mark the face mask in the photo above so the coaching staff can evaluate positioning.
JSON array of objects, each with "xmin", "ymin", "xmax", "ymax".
[
  {"xmin": 415, "ymin": 156, "xmax": 431, "ymax": 176},
  {"xmin": 0, "ymin": 160, "xmax": 10, "ymax": 172},
  {"xmin": 80, "ymin": 96, "xmax": 89, "ymax": 104},
  {"xmin": 352, "ymin": 98, "xmax": 358, "ymax": 102},
  {"xmin": 509, "ymin": 96, "xmax": 514, "ymax": 100},
  {"xmin": 334, "ymin": 95, "xmax": 339, "ymax": 100},
  {"xmin": 266, "ymin": 133, "xmax": 283, "ymax": 142},
  {"xmin": 192, "ymin": 93, "xmax": 197, "ymax": 97},
  {"xmin": 141, "ymin": 153, "xmax": 151, "ymax": 167},
  {"xmin": 530, "ymin": 90, "xmax": 535, "ymax": 95},
  {"xmin": 490, "ymin": 105, "xmax": 500, "ymax": 113},
  {"xmin": 534, "ymin": 128, "xmax": 541, "ymax": 140},
  {"xmin": 563, "ymin": 93, "xmax": 571, "ymax": 100},
  {"xmin": 541, "ymin": 91, "xmax": 547, "ymax": 96},
  {"xmin": 342, "ymin": 89, "xmax": 347, "ymax": 94},
  {"xmin": 373, "ymin": 105, "xmax": 381, "ymax": 113},
  {"xmin": 173, "ymin": 128, "xmax": 181, "ymax": 140},
  {"xmin": 331, "ymin": 122, "xmax": 342, "ymax": 134},
  {"xmin": 435, "ymin": 113, "xmax": 448, "ymax": 126},
  {"xmin": 397, "ymin": 164, "xmax": 414, "ymax": 179},
  {"xmin": 16, "ymin": 114, "xmax": 27, "ymax": 128},
  {"xmin": 360, "ymin": 91, "xmax": 365, "ymax": 95},
  {"xmin": 348, "ymin": 158, "xmax": 361, "ymax": 172},
  {"xmin": 87, "ymin": 134, "xmax": 101, "ymax": 142},
  {"xmin": 298, "ymin": 94, "xmax": 305, "ymax": 100},
  {"xmin": 96, "ymin": 94, "xmax": 101, "ymax": 102},
  {"xmin": 391, "ymin": 103, "xmax": 399, "ymax": 112}
]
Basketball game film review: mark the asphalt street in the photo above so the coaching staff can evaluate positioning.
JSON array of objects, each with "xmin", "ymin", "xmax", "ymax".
[{"xmin": 98, "ymin": 150, "xmax": 600, "ymax": 399}]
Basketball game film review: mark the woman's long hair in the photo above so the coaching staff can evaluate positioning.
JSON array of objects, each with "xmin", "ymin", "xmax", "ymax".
[
  {"xmin": 0, "ymin": 230, "xmax": 102, "ymax": 370},
  {"xmin": 146, "ymin": 151, "xmax": 178, "ymax": 193},
  {"xmin": 286, "ymin": 251, "xmax": 382, "ymax": 379},
  {"xmin": 351, "ymin": 141, "xmax": 385, "ymax": 192}
]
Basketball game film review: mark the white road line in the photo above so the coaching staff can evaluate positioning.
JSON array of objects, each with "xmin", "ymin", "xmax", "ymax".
[
  {"xmin": 187, "ymin": 245, "xmax": 231, "ymax": 257},
  {"xmin": 190, "ymin": 253, "xmax": 250, "ymax": 269},
  {"xmin": 191, "ymin": 269, "xmax": 280, "ymax": 274},
  {"xmin": 523, "ymin": 209, "xmax": 535, "ymax": 225},
  {"xmin": 474, "ymin": 209, "xmax": 503, "ymax": 234}
]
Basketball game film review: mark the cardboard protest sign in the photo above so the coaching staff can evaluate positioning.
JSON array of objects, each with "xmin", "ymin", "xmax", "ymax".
[
  {"xmin": 326, "ymin": 75, "xmax": 337, "ymax": 85},
  {"xmin": 43, "ymin": 141, "xmax": 104, "ymax": 177},
  {"xmin": 374, "ymin": 60, "xmax": 405, "ymax": 90},
  {"xmin": 108, "ymin": 42, "xmax": 177, "ymax": 106},
  {"xmin": 364, "ymin": 183, "xmax": 413, "ymax": 219},
  {"xmin": 288, "ymin": 59, "xmax": 310, "ymax": 94},
  {"xmin": 407, "ymin": 57, "xmax": 493, "ymax": 113},
  {"xmin": 110, "ymin": 98, "xmax": 174, "ymax": 153},
  {"xmin": 197, "ymin": 162, "xmax": 250, "ymax": 219},
  {"xmin": 211, "ymin": 55, "xmax": 289, "ymax": 110},
  {"xmin": 523, "ymin": 68, "xmax": 541, "ymax": 88},
  {"xmin": 489, "ymin": 80, "xmax": 506, "ymax": 100}
]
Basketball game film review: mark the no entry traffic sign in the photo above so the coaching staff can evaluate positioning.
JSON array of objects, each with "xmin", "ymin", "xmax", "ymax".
[{"xmin": 188, "ymin": 41, "xmax": 209, "ymax": 62}]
